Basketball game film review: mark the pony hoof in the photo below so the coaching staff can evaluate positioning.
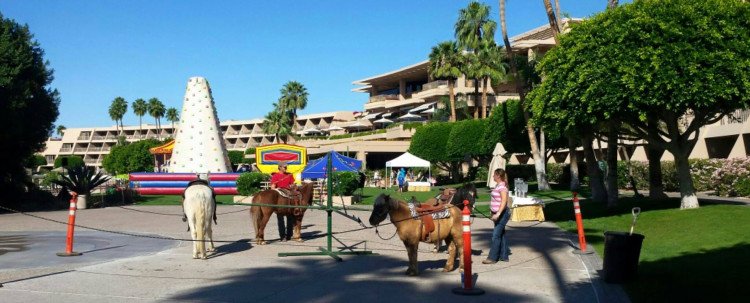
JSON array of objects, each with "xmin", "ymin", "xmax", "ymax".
[
  {"xmin": 193, "ymin": 255, "xmax": 199, "ymax": 259},
  {"xmin": 294, "ymin": 238, "xmax": 303, "ymax": 243},
  {"xmin": 258, "ymin": 241, "xmax": 267, "ymax": 245},
  {"xmin": 208, "ymin": 247, "xmax": 216, "ymax": 252}
]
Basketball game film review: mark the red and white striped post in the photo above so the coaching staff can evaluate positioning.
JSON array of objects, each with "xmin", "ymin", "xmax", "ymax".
[
  {"xmin": 452, "ymin": 200, "xmax": 484, "ymax": 296},
  {"xmin": 57, "ymin": 192, "xmax": 82, "ymax": 257},
  {"xmin": 572, "ymin": 192, "xmax": 593, "ymax": 255}
]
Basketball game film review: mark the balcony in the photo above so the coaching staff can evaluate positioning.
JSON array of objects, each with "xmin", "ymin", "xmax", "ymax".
[
  {"xmin": 88, "ymin": 147, "xmax": 102, "ymax": 152},
  {"xmin": 77, "ymin": 135, "xmax": 91, "ymax": 140},
  {"xmin": 74, "ymin": 147, "xmax": 88, "ymax": 152},
  {"xmin": 59, "ymin": 147, "xmax": 72, "ymax": 152},
  {"xmin": 420, "ymin": 80, "xmax": 448, "ymax": 92},
  {"xmin": 369, "ymin": 94, "xmax": 400, "ymax": 103}
]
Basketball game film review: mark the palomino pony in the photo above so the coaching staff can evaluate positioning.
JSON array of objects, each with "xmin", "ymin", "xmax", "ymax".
[
  {"xmin": 368, "ymin": 194, "xmax": 464, "ymax": 276},
  {"xmin": 183, "ymin": 182, "xmax": 216, "ymax": 259},
  {"xmin": 250, "ymin": 182, "xmax": 314, "ymax": 245}
]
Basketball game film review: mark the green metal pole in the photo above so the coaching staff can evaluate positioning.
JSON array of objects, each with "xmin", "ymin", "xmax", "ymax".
[{"xmin": 326, "ymin": 152, "xmax": 333, "ymax": 253}]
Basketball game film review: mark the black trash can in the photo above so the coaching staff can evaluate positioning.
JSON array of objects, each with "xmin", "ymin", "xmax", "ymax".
[{"xmin": 603, "ymin": 231, "xmax": 645, "ymax": 283}]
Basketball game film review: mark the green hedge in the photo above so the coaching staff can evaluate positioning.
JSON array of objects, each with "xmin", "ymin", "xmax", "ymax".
[
  {"xmin": 53, "ymin": 155, "xmax": 84, "ymax": 168},
  {"xmin": 236, "ymin": 172, "xmax": 269, "ymax": 196},
  {"xmin": 227, "ymin": 150, "xmax": 246, "ymax": 165},
  {"xmin": 332, "ymin": 171, "xmax": 360, "ymax": 196}
]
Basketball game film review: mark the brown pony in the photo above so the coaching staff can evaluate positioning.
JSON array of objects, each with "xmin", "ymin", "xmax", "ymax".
[
  {"xmin": 368, "ymin": 194, "xmax": 464, "ymax": 276},
  {"xmin": 250, "ymin": 182, "xmax": 314, "ymax": 245}
]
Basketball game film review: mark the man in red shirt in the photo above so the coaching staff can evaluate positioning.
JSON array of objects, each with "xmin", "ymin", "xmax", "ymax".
[
  {"xmin": 270, "ymin": 162, "xmax": 295, "ymax": 190},
  {"xmin": 271, "ymin": 162, "xmax": 296, "ymax": 241}
]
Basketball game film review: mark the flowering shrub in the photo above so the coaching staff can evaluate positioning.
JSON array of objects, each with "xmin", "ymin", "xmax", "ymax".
[
  {"xmin": 709, "ymin": 157, "xmax": 750, "ymax": 197},
  {"xmin": 689, "ymin": 158, "xmax": 723, "ymax": 192}
]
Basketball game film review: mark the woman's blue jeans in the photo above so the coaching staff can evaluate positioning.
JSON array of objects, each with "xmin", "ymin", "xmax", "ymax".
[{"xmin": 488, "ymin": 208, "xmax": 511, "ymax": 261}]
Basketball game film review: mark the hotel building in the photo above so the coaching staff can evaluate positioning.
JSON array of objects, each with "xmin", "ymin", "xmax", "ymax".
[{"xmin": 40, "ymin": 19, "xmax": 744, "ymax": 170}]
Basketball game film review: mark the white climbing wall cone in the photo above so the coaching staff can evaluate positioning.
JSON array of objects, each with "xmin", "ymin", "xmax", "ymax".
[{"xmin": 169, "ymin": 77, "xmax": 231, "ymax": 173}]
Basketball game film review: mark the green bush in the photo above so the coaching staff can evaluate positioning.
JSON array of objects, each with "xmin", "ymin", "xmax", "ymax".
[
  {"xmin": 475, "ymin": 166, "xmax": 489, "ymax": 182},
  {"xmin": 102, "ymin": 139, "xmax": 162, "ymax": 174},
  {"xmin": 236, "ymin": 172, "xmax": 269, "ymax": 196},
  {"xmin": 446, "ymin": 119, "xmax": 489, "ymax": 160},
  {"xmin": 25, "ymin": 154, "xmax": 47, "ymax": 168},
  {"xmin": 53, "ymin": 155, "xmax": 84, "ymax": 168},
  {"xmin": 735, "ymin": 178, "xmax": 750, "ymax": 197},
  {"xmin": 41, "ymin": 171, "xmax": 61, "ymax": 187},
  {"xmin": 227, "ymin": 150, "xmax": 246, "ymax": 165},
  {"xmin": 547, "ymin": 163, "xmax": 564, "ymax": 184},
  {"xmin": 245, "ymin": 147, "xmax": 256, "ymax": 155},
  {"xmin": 332, "ymin": 171, "xmax": 360, "ymax": 196}
]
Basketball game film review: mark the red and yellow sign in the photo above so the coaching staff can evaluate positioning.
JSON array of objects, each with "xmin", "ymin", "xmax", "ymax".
[
  {"xmin": 255, "ymin": 144, "xmax": 307, "ymax": 183},
  {"xmin": 149, "ymin": 140, "xmax": 175, "ymax": 155}
]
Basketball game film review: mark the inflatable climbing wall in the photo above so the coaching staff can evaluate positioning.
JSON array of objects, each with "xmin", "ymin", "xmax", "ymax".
[{"xmin": 169, "ymin": 77, "xmax": 231, "ymax": 173}]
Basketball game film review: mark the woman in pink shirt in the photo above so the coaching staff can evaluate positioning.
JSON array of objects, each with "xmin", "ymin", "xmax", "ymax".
[{"xmin": 484, "ymin": 168, "xmax": 511, "ymax": 264}]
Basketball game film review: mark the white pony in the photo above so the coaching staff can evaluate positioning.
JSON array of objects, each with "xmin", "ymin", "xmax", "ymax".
[{"xmin": 183, "ymin": 182, "xmax": 216, "ymax": 259}]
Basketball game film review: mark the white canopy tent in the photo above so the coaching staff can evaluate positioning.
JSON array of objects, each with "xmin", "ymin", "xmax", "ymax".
[{"xmin": 385, "ymin": 152, "xmax": 431, "ymax": 189}]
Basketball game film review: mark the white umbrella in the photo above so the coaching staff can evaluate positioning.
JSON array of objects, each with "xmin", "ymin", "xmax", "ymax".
[
  {"xmin": 323, "ymin": 125, "xmax": 344, "ymax": 132},
  {"xmin": 487, "ymin": 143, "xmax": 508, "ymax": 188},
  {"xmin": 373, "ymin": 117, "xmax": 394, "ymax": 124},
  {"xmin": 344, "ymin": 120, "xmax": 370, "ymax": 130},
  {"xmin": 421, "ymin": 108, "xmax": 435, "ymax": 114},
  {"xmin": 397, "ymin": 112, "xmax": 423, "ymax": 121}
]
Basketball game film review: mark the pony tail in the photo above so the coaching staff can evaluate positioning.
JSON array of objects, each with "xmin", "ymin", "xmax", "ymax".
[{"xmin": 195, "ymin": 191, "xmax": 207, "ymax": 258}]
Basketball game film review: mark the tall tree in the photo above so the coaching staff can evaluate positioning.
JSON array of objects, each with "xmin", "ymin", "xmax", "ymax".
[
  {"xmin": 0, "ymin": 13, "xmax": 60, "ymax": 206},
  {"xmin": 278, "ymin": 81, "xmax": 308, "ymax": 132},
  {"xmin": 56, "ymin": 125, "xmax": 66, "ymax": 137},
  {"xmin": 166, "ymin": 107, "xmax": 179, "ymax": 132},
  {"xmin": 132, "ymin": 98, "xmax": 148, "ymax": 134},
  {"xmin": 428, "ymin": 41, "xmax": 463, "ymax": 122},
  {"xmin": 455, "ymin": 1, "xmax": 496, "ymax": 119},
  {"xmin": 499, "ymin": 0, "xmax": 551, "ymax": 190},
  {"xmin": 108, "ymin": 97, "xmax": 127, "ymax": 136},
  {"xmin": 262, "ymin": 103, "xmax": 291, "ymax": 143},
  {"xmin": 147, "ymin": 97, "xmax": 165, "ymax": 139},
  {"xmin": 530, "ymin": 0, "xmax": 750, "ymax": 209},
  {"xmin": 542, "ymin": 0, "xmax": 562, "ymax": 44},
  {"xmin": 469, "ymin": 41, "xmax": 507, "ymax": 118}
]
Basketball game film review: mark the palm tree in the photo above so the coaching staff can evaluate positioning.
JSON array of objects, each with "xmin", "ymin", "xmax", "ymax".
[
  {"xmin": 56, "ymin": 125, "xmax": 66, "ymax": 137},
  {"xmin": 108, "ymin": 97, "xmax": 127, "ymax": 136},
  {"xmin": 499, "ymin": 0, "xmax": 550, "ymax": 190},
  {"xmin": 278, "ymin": 81, "xmax": 308, "ymax": 131},
  {"xmin": 455, "ymin": 1, "xmax": 496, "ymax": 51},
  {"xmin": 132, "ymin": 98, "xmax": 148, "ymax": 135},
  {"xmin": 262, "ymin": 104, "xmax": 291, "ymax": 143},
  {"xmin": 148, "ymin": 97, "xmax": 165, "ymax": 139},
  {"xmin": 428, "ymin": 41, "xmax": 463, "ymax": 122},
  {"xmin": 166, "ymin": 107, "xmax": 179, "ymax": 133},
  {"xmin": 543, "ymin": 0, "xmax": 561, "ymax": 44},
  {"xmin": 472, "ymin": 41, "xmax": 507, "ymax": 118},
  {"xmin": 455, "ymin": 1, "xmax": 496, "ymax": 118}
]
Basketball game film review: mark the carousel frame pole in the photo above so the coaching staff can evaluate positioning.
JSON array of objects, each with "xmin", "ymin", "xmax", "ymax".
[{"xmin": 278, "ymin": 152, "xmax": 374, "ymax": 260}]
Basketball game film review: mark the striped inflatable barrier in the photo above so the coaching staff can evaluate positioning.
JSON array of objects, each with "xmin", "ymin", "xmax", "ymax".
[{"xmin": 128, "ymin": 173, "xmax": 242, "ymax": 195}]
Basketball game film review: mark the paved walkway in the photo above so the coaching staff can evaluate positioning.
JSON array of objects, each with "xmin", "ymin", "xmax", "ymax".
[{"xmin": 0, "ymin": 205, "xmax": 629, "ymax": 303}]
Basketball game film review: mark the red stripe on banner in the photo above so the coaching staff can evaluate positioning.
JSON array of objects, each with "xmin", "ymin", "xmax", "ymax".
[{"xmin": 262, "ymin": 151, "xmax": 299, "ymax": 162}]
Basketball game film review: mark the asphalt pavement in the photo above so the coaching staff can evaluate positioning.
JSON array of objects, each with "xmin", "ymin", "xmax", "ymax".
[{"xmin": 0, "ymin": 204, "xmax": 629, "ymax": 303}]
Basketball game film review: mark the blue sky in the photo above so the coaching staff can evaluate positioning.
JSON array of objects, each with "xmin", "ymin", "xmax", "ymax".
[{"xmin": 1, "ymin": 0, "xmax": 616, "ymax": 128}]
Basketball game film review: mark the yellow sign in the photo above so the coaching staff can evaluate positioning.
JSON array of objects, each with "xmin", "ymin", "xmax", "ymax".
[{"xmin": 255, "ymin": 144, "xmax": 307, "ymax": 183}]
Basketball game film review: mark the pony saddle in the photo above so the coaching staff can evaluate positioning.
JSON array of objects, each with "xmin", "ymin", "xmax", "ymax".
[
  {"xmin": 408, "ymin": 201, "xmax": 451, "ymax": 242},
  {"xmin": 273, "ymin": 188, "xmax": 303, "ymax": 216},
  {"xmin": 434, "ymin": 188, "xmax": 457, "ymax": 204}
]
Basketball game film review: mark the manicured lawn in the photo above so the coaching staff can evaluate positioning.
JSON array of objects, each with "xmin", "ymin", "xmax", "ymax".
[{"xmin": 545, "ymin": 196, "xmax": 749, "ymax": 302}]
